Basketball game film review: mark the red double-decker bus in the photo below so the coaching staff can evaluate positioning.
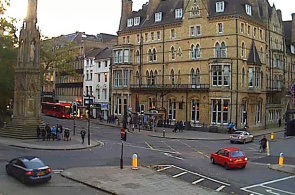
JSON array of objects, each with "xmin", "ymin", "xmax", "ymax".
[{"xmin": 41, "ymin": 102, "xmax": 73, "ymax": 119}]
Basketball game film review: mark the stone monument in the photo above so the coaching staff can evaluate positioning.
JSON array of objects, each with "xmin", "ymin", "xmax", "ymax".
[{"xmin": 0, "ymin": 0, "xmax": 43, "ymax": 139}]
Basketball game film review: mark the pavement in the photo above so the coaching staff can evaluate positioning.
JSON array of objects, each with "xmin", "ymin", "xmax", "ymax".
[{"xmin": 0, "ymin": 122, "xmax": 294, "ymax": 195}]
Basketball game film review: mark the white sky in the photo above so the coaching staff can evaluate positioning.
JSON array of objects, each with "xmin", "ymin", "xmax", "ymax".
[{"xmin": 5, "ymin": 0, "xmax": 295, "ymax": 38}]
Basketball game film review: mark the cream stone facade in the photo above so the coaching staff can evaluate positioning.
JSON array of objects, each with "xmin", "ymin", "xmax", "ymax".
[{"xmin": 112, "ymin": 0, "xmax": 295, "ymax": 130}]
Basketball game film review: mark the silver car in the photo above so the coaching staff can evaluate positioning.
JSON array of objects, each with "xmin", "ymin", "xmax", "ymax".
[{"xmin": 230, "ymin": 131, "xmax": 254, "ymax": 144}]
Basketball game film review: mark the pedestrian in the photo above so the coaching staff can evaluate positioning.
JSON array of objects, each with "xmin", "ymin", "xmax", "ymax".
[
  {"xmin": 228, "ymin": 122, "xmax": 233, "ymax": 134},
  {"xmin": 51, "ymin": 126, "xmax": 56, "ymax": 141},
  {"xmin": 36, "ymin": 125, "xmax": 40, "ymax": 140},
  {"xmin": 59, "ymin": 124, "xmax": 63, "ymax": 139},
  {"xmin": 180, "ymin": 120, "xmax": 184, "ymax": 132},
  {"xmin": 173, "ymin": 122, "xmax": 177, "ymax": 133},
  {"xmin": 278, "ymin": 118, "xmax": 281, "ymax": 127},
  {"xmin": 80, "ymin": 128, "xmax": 86, "ymax": 144},
  {"xmin": 259, "ymin": 135, "xmax": 268, "ymax": 153},
  {"xmin": 177, "ymin": 121, "xmax": 182, "ymax": 132},
  {"xmin": 46, "ymin": 124, "xmax": 51, "ymax": 141},
  {"xmin": 41, "ymin": 127, "xmax": 46, "ymax": 141}
]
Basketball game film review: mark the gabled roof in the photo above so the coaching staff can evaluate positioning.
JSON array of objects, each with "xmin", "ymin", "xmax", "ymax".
[
  {"xmin": 85, "ymin": 48, "xmax": 106, "ymax": 58},
  {"xmin": 247, "ymin": 40, "xmax": 262, "ymax": 65},
  {"xmin": 95, "ymin": 49, "xmax": 112, "ymax": 60}
]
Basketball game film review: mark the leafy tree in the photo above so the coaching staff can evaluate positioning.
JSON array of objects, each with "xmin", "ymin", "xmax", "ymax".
[{"xmin": 0, "ymin": 0, "xmax": 17, "ymax": 125}]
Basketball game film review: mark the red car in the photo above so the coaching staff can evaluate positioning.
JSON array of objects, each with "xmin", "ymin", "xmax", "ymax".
[{"xmin": 210, "ymin": 147, "xmax": 248, "ymax": 169}]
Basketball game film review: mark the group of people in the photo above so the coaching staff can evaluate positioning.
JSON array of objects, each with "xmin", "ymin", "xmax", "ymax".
[
  {"xmin": 37, "ymin": 124, "xmax": 70, "ymax": 141},
  {"xmin": 173, "ymin": 120, "xmax": 185, "ymax": 133}
]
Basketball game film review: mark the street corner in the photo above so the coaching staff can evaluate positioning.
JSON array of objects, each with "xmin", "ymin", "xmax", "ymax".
[{"xmin": 268, "ymin": 164, "xmax": 295, "ymax": 175}]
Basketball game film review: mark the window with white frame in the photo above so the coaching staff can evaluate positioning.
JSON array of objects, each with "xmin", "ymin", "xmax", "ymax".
[
  {"xmin": 136, "ymin": 71, "xmax": 140, "ymax": 85},
  {"xmin": 221, "ymin": 42, "xmax": 226, "ymax": 57},
  {"xmin": 137, "ymin": 34, "xmax": 140, "ymax": 43},
  {"xmin": 155, "ymin": 12, "xmax": 162, "ymax": 22},
  {"xmin": 127, "ymin": 18, "xmax": 133, "ymax": 27},
  {"xmin": 145, "ymin": 33, "xmax": 148, "ymax": 42},
  {"xmin": 97, "ymin": 88, "xmax": 100, "ymax": 99},
  {"xmin": 196, "ymin": 26, "xmax": 201, "ymax": 36},
  {"xmin": 151, "ymin": 32, "xmax": 154, "ymax": 41},
  {"xmin": 123, "ymin": 49, "xmax": 129, "ymax": 63},
  {"xmin": 190, "ymin": 26, "xmax": 195, "ymax": 37},
  {"xmin": 253, "ymin": 27, "xmax": 257, "ymax": 37},
  {"xmin": 149, "ymin": 97, "xmax": 156, "ymax": 109},
  {"xmin": 247, "ymin": 25, "xmax": 250, "ymax": 35},
  {"xmin": 175, "ymin": 8, "xmax": 183, "ymax": 18},
  {"xmin": 191, "ymin": 45, "xmax": 196, "ymax": 59},
  {"xmin": 241, "ymin": 100, "xmax": 247, "ymax": 124},
  {"xmin": 134, "ymin": 17, "xmax": 140, "ymax": 26},
  {"xmin": 114, "ymin": 71, "xmax": 122, "ymax": 87},
  {"xmin": 241, "ymin": 23, "xmax": 244, "ymax": 33},
  {"xmin": 114, "ymin": 95, "xmax": 122, "ymax": 115},
  {"xmin": 245, "ymin": 4, "xmax": 252, "ymax": 16},
  {"xmin": 255, "ymin": 101, "xmax": 262, "ymax": 124},
  {"xmin": 123, "ymin": 70, "xmax": 128, "ymax": 86},
  {"xmin": 136, "ymin": 50, "xmax": 140, "ymax": 64},
  {"xmin": 196, "ymin": 44, "xmax": 201, "ymax": 58},
  {"xmin": 241, "ymin": 42, "xmax": 245, "ymax": 57},
  {"xmin": 170, "ymin": 69, "xmax": 175, "ymax": 84},
  {"xmin": 119, "ymin": 50, "xmax": 123, "ymax": 63},
  {"xmin": 168, "ymin": 99, "xmax": 176, "ymax": 120},
  {"xmin": 98, "ymin": 73, "xmax": 101, "ymax": 82},
  {"xmin": 191, "ymin": 100, "xmax": 199, "ymax": 122},
  {"xmin": 103, "ymin": 89, "xmax": 107, "ymax": 99},
  {"xmin": 191, "ymin": 69, "xmax": 196, "ymax": 84},
  {"xmin": 248, "ymin": 67, "xmax": 261, "ymax": 88},
  {"xmin": 211, "ymin": 99, "xmax": 229, "ymax": 124},
  {"xmin": 211, "ymin": 64, "xmax": 230, "ymax": 86},
  {"xmin": 157, "ymin": 31, "xmax": 161, "ymax": 40},
  {"xmin": 148, "ymin": 49, "xmax": 153, "ymax": 62},
  {"xmin": 90, "ymin": 70, "xmax": 93, "ymax": 80},
  {"xmin": 150, "ymin": 71, "xmax": 155, "ymax": 85},
  {"xmin": 86, "ymin": 70, "xmax": 89, "ymax": 80},
  {"xmin": 196, "ymin": 68, "xmax": 201, "ymax": 85},
  {"xmin": 218, "ymin": 23, "xmax": 223, "ymax": 33},
  {"xmin": 153, "ymin": 48, "xmax": 157, "ymax": 61},
  {"xmin": 146, "ymin": 71, "xmax": 150, "ymax": 85},
  {"xmin": 216, "ymin": 1, "xmax": 224, "ymax": 13},
  {"xmin": 171, "ymin": 46, "xmax": 176, "ymax": 60}
]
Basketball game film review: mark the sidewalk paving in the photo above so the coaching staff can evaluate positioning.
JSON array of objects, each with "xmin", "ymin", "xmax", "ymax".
[{"xmin": 61, "ymin": 166, "xmax": 226, "ymax": 195}]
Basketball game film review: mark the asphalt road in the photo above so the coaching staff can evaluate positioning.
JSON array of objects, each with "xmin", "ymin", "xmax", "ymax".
[{"xmin": 1, "ymin": 116, "xmax": 294, "ymax": 195}]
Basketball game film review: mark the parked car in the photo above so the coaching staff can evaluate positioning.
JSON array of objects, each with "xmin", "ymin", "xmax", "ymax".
[
  {"xmin": 211, "ymin": 147, "xmax": 248, "ymax": 169},
  {"xmin": 229, "ymin": 131, "xmax": 254, "ymax": 144},
  {"xmin": 6, "ymin": 156, "xmax": 51, "ymax": 184}
]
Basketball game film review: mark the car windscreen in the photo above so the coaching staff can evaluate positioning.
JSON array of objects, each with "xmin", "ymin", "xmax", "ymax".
[
  {"xmin": 232, "ymin": 131, "xmax": 242, "ymax": 135},
  {"xmin": 230, "ymin": 151, "xmax": 244, "ymax": 157},
  {"xmin": 23, "ymin": 158, "xmax": 46, "ymax": 169}
]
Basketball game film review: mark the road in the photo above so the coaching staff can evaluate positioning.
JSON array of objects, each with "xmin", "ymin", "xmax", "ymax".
[{"xmin": 0, "ymin": 116, "xmax": 294, "ymax": 195}]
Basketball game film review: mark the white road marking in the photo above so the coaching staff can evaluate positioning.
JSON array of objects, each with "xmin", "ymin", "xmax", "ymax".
[
  {"xmin": 164, "ymin": 152, "xmax": 183, "ymax": 160},
  {"xmin": 162, "ymin": 141, "xmax": 178, "ymax": 153},
  {"xmin": 192, "ymin": 178, "xmax": 204, "ymax": 185},
  {"xmin": 52, "ymin": 169, "xmax": 63, "ymax": 173},
  {"xmin": 264, "ymin": 186, "xmax": 295, "ymax": 195},
  {"xmin": 172, "ymin": 171, "xmax": 187, "ymax": 178},
  {"xmin": 241, "ymin": 175, "xmax": 295, "ymax": 189},
  {"xmin": 170, "ymin": 165, "xmax": 230, "ymax": 186},
  {"xmin": 157, "ymin": 166, "xmax": 172, "ymax": 172},
  {"xmin": 216, "ymin": 185, "xmax": 226, "ymax": 192}
]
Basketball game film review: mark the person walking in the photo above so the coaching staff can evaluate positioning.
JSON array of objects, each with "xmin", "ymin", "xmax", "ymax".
[
  {"xmin": 180, "ymin": 120, "xmax": 184, "ymax": 132},
  {"xmin": 36, "ymin": 125, "xmax": 41, "ymax": 140},
  {"xmin": 259, "ymin": 135, "xmax": 268, "ymax": 153},
  {"xmin": 278, "ymin": 118, "xmax": 281, "ymax": 127},
  {"xmin": 228, "ymin": 122, "xmax": 233, "ymax": 134},
  {"xmin": 46, "ymin": 124, "xmax": 51, "ymax": 141},
  {"xmin": 41, "ymin": 127, "xmax": 46, "ymax": 141},
  {"xmin": 59, "ymin": 124, "xmax": 63, "ymax": 139},
  {"xmin": 51, "ymin": 126, "xmax": 56, "ymax": 141},
  {"xmin": 80, "ymin": 128, "xmax": 86, "ymax": 144}
]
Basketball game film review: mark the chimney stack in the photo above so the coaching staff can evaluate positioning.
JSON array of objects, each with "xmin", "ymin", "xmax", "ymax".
[
  {"xmin": 146, "ymin": 0, "xmax": 161, "ymax": 20},
  {"xmin": 119, "ymin": 0, "xmax": 133, "ymax": 31}
]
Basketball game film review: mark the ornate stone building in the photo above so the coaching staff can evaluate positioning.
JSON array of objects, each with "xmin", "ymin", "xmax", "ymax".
[
  {"xmin": 112, "ymin": 0, "xmax": 295, "ymax": 130},
  {"xmin": 0, "ymin": 0, "xmax": 43, "ymax": 138}
]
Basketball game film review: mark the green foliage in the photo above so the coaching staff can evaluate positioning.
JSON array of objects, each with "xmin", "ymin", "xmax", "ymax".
[{"xmin": 0, "ymin": 0, "xmax": 17, "ymax": 123}]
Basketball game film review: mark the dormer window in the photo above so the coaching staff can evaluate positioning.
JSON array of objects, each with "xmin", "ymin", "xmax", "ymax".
[
  {"xmin": 155, "ymin": 12, "xmax": 162, "ymax": 22},
  {"xmin": 175, "ymin": 9, "xmax": 183, "ymax": 19},
  {"xmin": 127, "ymin": 18, "xmax": 133, "ymax": 27},
  {"xmin": 216, "ymin": 1, "xmax": 224, "ymax": 13},
  {"xmin": 134, "ymin": 17, "xmax": 140, "ymax": 26},
  {"xmin": 245, "ymin": 4, "xmax": 252, "ymax": 16}
]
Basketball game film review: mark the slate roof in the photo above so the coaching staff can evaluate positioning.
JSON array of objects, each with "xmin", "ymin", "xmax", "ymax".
[
  {"xmin": 247, "ymin": 40, "xmax": 262, "ymax": 65},
  {"xmin": 95, "ymin": 49, "xmax": 112, "ymax": 60},
  {"xmin": 85, "ymin": 48, "xmax": 106, "ymax": 58}
]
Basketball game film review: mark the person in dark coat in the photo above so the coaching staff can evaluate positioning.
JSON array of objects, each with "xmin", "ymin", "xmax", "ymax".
[
  {"xmin": 173, "ymin": 121, "xmax": 178, "ymax": 133},
  {"xmin": 36, "ymin": 125, "xmax": 41, "ymax": 140},
  {"xmin": 41, "ymin": 127, "xmax": 46, "ymax": 141},
  {"xmin": 80, "ymin": 128, "xmax": 86, "ymax": 144},
  {"xmin": 46, "ymin": 124, "xmax": 51, "ymax": 141},
  {"xmin": 278, "ymin": 118, "xmax": 281, "ymax": 127},
  {"xmin": 259, "ymin": 135, "xmax": 268, "ymax": 153}
]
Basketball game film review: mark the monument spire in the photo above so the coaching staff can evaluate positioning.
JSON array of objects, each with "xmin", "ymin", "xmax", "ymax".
[{"xmin": 26, "ymin": 0, "xmax": 37, "ymax": 23}]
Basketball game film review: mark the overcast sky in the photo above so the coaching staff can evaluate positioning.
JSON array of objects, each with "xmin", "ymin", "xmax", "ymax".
[{"xmin": 6, "ymin": 0, "xmax": 295, "ymax": 38}]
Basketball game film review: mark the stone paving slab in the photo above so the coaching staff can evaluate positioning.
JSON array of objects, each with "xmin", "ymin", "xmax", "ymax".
[
  {"xmin": 269, "ymin": 164, "xmax": 295, "ymax": 175},
  {"xmin": 61, "ymin": 166, "xmax": 226, "ymax": 195}
]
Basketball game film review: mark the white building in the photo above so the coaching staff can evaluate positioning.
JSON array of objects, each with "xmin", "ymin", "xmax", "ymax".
[{"xmin": 83, "ymin": 48, "xmax": 112, "ymax": 119}]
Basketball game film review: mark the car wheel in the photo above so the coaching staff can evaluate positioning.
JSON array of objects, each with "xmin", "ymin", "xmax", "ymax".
[
  {"xmin": 6, "ymin": 166, "xmax": 10, "ymax": 175},
  {"xmin": 230, "ymin": 141, "xmax": 234, "ymax": 144},
  {"xmin": 224, "ymin": 163, "xmax": 229, "ymax": 170},
  {"xmin": 211, "ymin": 157, "xmax": 215, "ymax": 164},
  {"xmin": 243, "ymin": 139, "xmax": 246, "ymax": 144}
]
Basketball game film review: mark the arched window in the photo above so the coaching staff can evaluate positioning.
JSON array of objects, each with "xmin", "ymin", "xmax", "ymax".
[
  {"xmin": 154, "ymin": 70, "xmax": 158, "ymax": 85},
  {"xmin": 215, "ymin": 42, "xmax": 221, "ymax": 58},
  {"xmin": 221, "ymin": 42, "xmax": 226, "ymax": 57},
  {"xmin": 191, "ymin": 44, "xmax": 196, "ymax": 59},
  {"xmin": 191, "ymin": 69, "xmax": 195, "ymax": 84},
  {"xmin": 241, "ymin": 42, "xmax": 245, "ymax": 57},
  {"xmin": 178, "ymin": 70, "xmax": 181, "ymax": 84},
  {"xmin": 136, "ymin": 71, "xmax": 140, "ymax": 85},
  {"xmin": 148, "ymin": 49, "xmax": 153, "ymax": 62},
  {"xmin": 261, "ymin": 71, "xmax": 263, "ymax": 88},
  {"xmin": 171, "ymin": 46, "xmax": 175, "ymax": 60},
  {"xmin": 146, "ymin": 70, "xmax": 150, "ymax": 85},
  {"xmin": 241, "ymin": 67, "xmax": 245, "ymax": 86},
  {"xmin": 196, "ymin": 68, "xmax": 201, "ymax": 85},
  {"xmin": 153, "ymin": 48, "xmax": 157, "ymax": 61},
  {"xmin": 178, "ymin": 47, "xmax": 182, "ymax": 57},
  {"xmin": 171, "ymin": 69, "xmax": 175, "ymax": 85},
  {"xmin": 136, "ymin": 50, "xmax": 140, "ymax": 64},
  {"xmin": 196, "ymin": 44, "xmax": 201, "ymax": 58},
  {"xmin": 150, "ymin": 70, "xmax": 154, "ymax": 85}
]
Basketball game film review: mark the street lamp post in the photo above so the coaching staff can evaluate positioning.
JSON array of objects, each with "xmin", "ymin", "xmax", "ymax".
[
  {"xmin": 73, "ymin": 111, "xmax": 76, "ymax": 135},
  {"xmin": 87, "ymin": 95, "xmax": 91, "ymax": 145}
]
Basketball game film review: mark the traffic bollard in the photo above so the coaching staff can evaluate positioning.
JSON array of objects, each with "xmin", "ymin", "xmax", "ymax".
[
  {"xmin": 270, "ymin": 132, "xmax": 274, "ymax": 141},
  {"xmin": 279, "ymin": 152, "xmax": 284, "ymax": 166},
  {"xmin": 163, "ymin": 129, "xmax": 165, "ymax": 137},
  {"xmin": 132, "ymin": 154, "xmax": 138, "ymax": 170}
]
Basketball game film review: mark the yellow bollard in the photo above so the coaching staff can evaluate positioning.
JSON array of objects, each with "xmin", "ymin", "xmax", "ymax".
[
  {"xmin": 132, "ymin": 154, "xmax": 138, "ymax": 170},
  {"xmin": 278, "ymin": 152, "xmax": 284, "ymax": 166},
  {"xmin": 270, "ymin": 132, "xmax": 274, "ymax": 141}
]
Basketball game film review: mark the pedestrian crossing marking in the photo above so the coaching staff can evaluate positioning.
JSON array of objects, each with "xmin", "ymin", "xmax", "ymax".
[
  {"xmin": 192, "ymin": 178, "xmax": 204, "ymax": 185},
  {"xmin": 172, "ymin": 171, "xmax": 187, "ymax": 178}
]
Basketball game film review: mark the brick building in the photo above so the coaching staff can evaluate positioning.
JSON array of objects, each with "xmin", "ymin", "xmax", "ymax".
[{"xmin": 112, "ymin": 0, "xmax": 295, "ymax": 129}]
